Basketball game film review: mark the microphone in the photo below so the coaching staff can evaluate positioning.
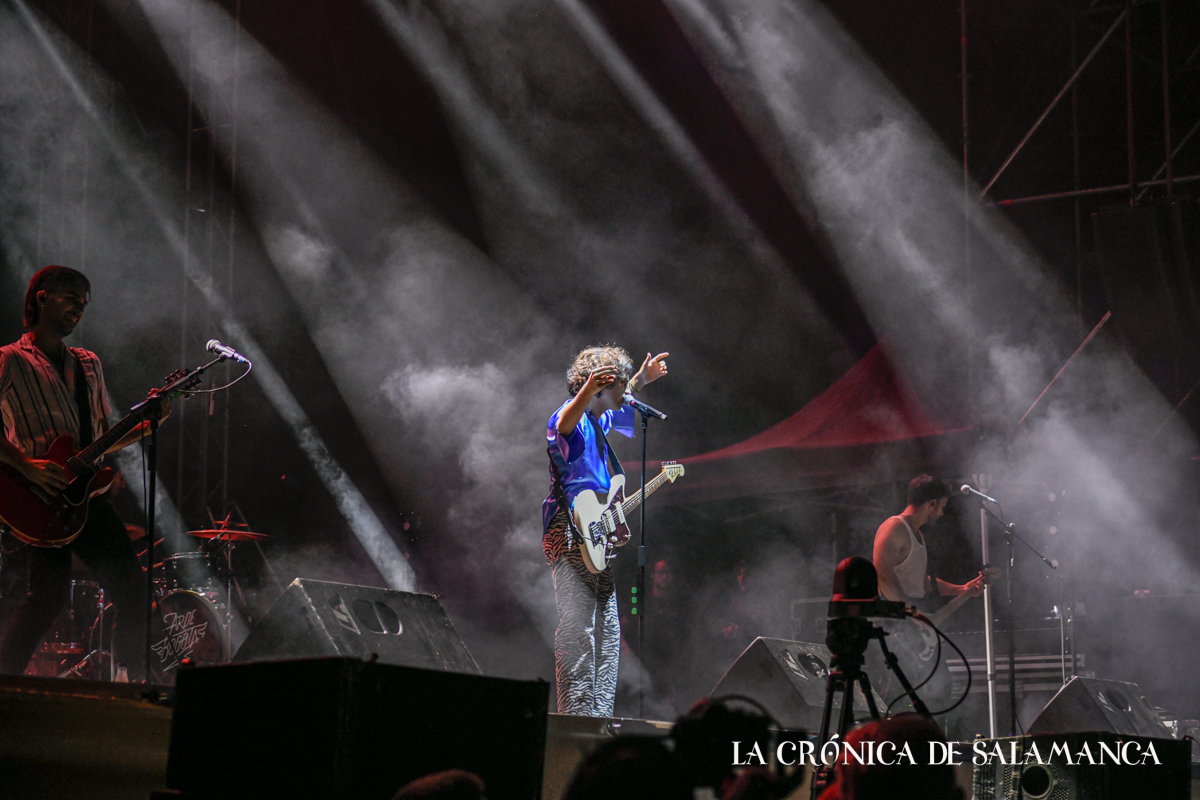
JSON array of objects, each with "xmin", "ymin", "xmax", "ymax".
[
  {"xmin": 960, "ymin": 484, "xmax": 998, "ymax": 504},
  {"xmin": 206, "ymin": 339, "xmax": 251, "ymax": 364},
  {"xmin": 625, "ymin": 393, "xmax": 667, "ymax": 421}
]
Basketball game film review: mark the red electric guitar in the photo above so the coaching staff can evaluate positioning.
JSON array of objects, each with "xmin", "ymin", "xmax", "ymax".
[{"xmin": 0, "ymin": 369, "xmax": 199, "ymax": 547}]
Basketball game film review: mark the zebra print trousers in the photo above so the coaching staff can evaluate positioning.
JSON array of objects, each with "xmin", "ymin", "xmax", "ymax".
[{"xmin": 546, "ymin": 509, "xmax": 619, "ymax": 717}]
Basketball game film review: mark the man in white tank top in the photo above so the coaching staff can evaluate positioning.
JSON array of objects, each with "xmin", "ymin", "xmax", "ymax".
[{"xmin": 873, "ymin": 475, "xmax": 985, "ymax": 605}]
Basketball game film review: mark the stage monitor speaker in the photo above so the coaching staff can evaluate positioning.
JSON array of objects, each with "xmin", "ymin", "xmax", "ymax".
[
  {"xmin": 972, "ymin": 733, "xmax": 1189, "ymax": 800},
  {"xmin": 167, "ymin": 658, "xmax": 549, "ymax": 800},
  {"xmin": 1026, "ymin": 676, "xmax": 1171, "ymax": 738},
  {"xmin": 710, "ymin": 637, "xmax": 882, "ymax": 731},
  {"xmin": 232, "ymin": 578, "xmax": 479, "ymax": 674}
]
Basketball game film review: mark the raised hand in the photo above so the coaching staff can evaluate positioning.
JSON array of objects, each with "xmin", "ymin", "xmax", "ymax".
[
  {"xmin": 582, "ymin": 365, "xmax": 620, "ymax": 397},
  {"xmin": 633, "ymin": 352, "xmax": 669, "ymax": 391}
]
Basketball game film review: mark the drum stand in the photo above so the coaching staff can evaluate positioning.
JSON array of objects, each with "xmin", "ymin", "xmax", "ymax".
[
  {"xmin": 60, "ymin": 586, "xmax": 113, "ymax": 680},
  {"xmin": 209, "ymin": 534, "xmax": 236, "ymax": 638}
]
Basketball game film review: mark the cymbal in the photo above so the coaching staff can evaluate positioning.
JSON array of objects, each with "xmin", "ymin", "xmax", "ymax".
[{"xmin": 187, "ymin": 529, "xmax": 268, "ymax": 541}]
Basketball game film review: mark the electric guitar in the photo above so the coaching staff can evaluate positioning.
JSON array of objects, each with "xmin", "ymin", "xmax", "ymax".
[
  {"xmin": 0, "ymin": 369, "xmax": 200, "ymax": 547},
  {"xmin": 573, "ymin": 462, "xmax": 685, "ymax": 573}
]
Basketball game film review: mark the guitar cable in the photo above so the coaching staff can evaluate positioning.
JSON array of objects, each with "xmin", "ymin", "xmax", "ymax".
[
  {"xmin": 884, "ymin": 618, "xmax": 942, "ymax": 714},
  {"xmin": 884, "ymin": 611, "xmax": 974, "ymax": 717},
  {"xmin": 181, "ymin": 360, "xmax": 253, "ymax": 394}
]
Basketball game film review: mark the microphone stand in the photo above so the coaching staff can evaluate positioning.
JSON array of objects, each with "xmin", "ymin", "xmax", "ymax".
[
  {"xmin": 143, "ymin": 410, "xmax": 159, "ymax": 682},
  {"xmin": 131, "ymin": 354, "xmax": 230, "ymax": 682},
  {"xmin": 978, "ymin": 503, "xmax": 1057, "ymax": 735},
  {"xmin": 980, "ymin": 506, "xmax": 998, "ymax": 738},
  {"xmin": 635, "ymin": 408, "xmax": 650, "ymax": 718}
]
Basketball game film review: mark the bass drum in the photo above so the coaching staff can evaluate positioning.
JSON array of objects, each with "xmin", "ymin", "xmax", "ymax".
[{"xmin": 150, "ymin": 590, "xmax": 228, "ymax": 684}]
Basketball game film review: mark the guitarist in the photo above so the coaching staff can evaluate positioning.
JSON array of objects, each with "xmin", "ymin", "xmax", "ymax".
[
  {"xmin": 0, "ymin": 266, "xmax": 167, "ymax": 680},
  {"xmin": 542, "ymin": 345, "xmax": 668, "ymax": 716},
  {"xmin": 871, "ymin": 474, "xmax": 987, "ymax": 708},
  {"xmin": 873, "ymin": 475, "xmax": 986, "ymax": 607}
]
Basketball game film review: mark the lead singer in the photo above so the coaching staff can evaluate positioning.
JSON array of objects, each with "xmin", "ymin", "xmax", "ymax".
[{"xmin": 542, "ymin": 345, "xmax": 668, "ymax": 716}]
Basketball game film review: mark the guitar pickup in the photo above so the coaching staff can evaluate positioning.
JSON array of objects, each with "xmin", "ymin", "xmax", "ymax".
[{"xmin": 614, "ymin": 505, "xmax": 626, "ymax": 526}]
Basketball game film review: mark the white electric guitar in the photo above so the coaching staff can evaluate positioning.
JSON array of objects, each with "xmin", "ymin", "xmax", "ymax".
[{"xmin": 573, "ymin": 462, "xmax": 685, "ymax": 573}]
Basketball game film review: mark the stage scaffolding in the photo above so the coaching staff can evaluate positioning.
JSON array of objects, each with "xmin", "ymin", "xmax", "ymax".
[{"xmin": 963, "ymin": 0, "xmax": 1199, "ymax": 339}]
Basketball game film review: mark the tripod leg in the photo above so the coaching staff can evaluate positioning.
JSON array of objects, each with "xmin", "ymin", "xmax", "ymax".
[
  {"xmin": 856, "ymin": 672, "xmax": 880, "ymax": 719},
  {"xmin": 813, "ymin": 672, "xmax": 847, "ymax": 800},
  {"xmin": 837, "ymin": 680, "xmax": 857, "ymax": 740},
  {"xmin": 817, "ymin": 670, "xmax": 841, "ymax": 745}
]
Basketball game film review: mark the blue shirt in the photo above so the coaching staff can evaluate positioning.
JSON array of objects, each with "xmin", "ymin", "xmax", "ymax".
[{"xmin": 542, "ymin": 401, "xmax": 636, "ymax": 533}]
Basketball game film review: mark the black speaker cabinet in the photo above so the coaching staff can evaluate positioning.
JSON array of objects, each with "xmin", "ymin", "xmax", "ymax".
[
  {"xmin": 972, "ymin": 733, "xmax": 1189, "ymax": 800},
  {"xmin": 166, "ymin": 658, "xmax": 549, "ymax": 800},
  {"xmin": 710, "ymin": 637, "xmax": 882, "ymax": 731},
  {"xmin": 233, "ymin": 578, "xmax": 479, "ymax": 673},
  {"xmin": 1026, "ymin": 677, "xmax": 1170, "ymax": 738}
]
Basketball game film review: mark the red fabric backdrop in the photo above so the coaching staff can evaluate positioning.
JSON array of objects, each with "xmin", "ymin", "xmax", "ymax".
[{"xmin": 655, "ymin": 342, "xmax": 975, "ymax": 504}]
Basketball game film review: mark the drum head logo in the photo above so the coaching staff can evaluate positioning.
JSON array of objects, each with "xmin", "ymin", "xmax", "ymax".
[
  {"xmin": 151, "ymin": 608, "xmax": 208, "ymax": 671},
  {"xmin": 329, "ymin": 594, "xmax": 361, "ymax": 635}
]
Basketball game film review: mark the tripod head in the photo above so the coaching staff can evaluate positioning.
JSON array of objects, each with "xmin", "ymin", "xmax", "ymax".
[{"xmin": 825, "ymin": 557, "xmax": 907, "ymax": 672}]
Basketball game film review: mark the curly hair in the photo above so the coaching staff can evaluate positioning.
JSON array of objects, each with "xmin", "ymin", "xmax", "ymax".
[
  {"xmin": 566, "ymin": 345, "xmax": 634, "ymax": 397},
  {"xmin": 24, "ymin": 266, "xmax": 90, "ymax": 328}
]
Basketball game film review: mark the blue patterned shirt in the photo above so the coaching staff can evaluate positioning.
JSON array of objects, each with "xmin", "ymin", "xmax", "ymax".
[{"xmin": 542, "ymin": 401, "xmax": 635, "ymax": 533}]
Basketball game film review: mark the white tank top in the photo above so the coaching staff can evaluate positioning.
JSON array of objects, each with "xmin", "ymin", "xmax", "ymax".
[{"xmin": 890, "ymin": 515, "xmax": 927, "ymax": 600}]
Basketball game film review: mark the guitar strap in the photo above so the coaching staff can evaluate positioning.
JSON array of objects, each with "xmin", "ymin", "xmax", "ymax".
[
  {"xmin": 587, "ymin": 411, "xmax": 623, "ymax": 477},
  {"xmin": 546, "ymin": 449, "xmax": 584, "ymax": 546},
  {"xmin": 72, "ymin": 353, "xmax": 94, "ymax": 449}
]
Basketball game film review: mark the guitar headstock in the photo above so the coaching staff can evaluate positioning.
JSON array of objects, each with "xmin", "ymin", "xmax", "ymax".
[
  {"xmin": 661, "ymin": 461, "xmax": 685, "ymax": 482},
  {"xmin": 155, "ymin": 369, "xmax": 203, "ymax": 399}
]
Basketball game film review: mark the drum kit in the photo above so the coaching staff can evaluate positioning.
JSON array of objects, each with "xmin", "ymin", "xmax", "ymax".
[{"xmin": 29, "ymin": 521, "xmax": 269, "ymax": 684}]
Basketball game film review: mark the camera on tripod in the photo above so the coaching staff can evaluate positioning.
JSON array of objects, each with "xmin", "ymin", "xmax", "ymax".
[
  {"xmin": 810, "ymin": 557, "xmax": 930, "ymax": 798},
  {"xmin": 826, "ymin": 556, "xmax": 908, "ymax": 672}
]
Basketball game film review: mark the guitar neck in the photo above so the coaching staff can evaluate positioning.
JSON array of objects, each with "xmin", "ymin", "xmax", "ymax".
[
  {"xmin": 929, "ymin": 569, "xmax": 995, "ymax": 627},
  {"xmin": 621, "ymin": 470, "xmax": 672, "ymax": 516},
  {"xmin": 930, "ymin": 590, "xmax": 972, "ymax": 627},
  {"xmin": 74, "ymin": 412, "xmax": 145, "ymax": 467}
]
